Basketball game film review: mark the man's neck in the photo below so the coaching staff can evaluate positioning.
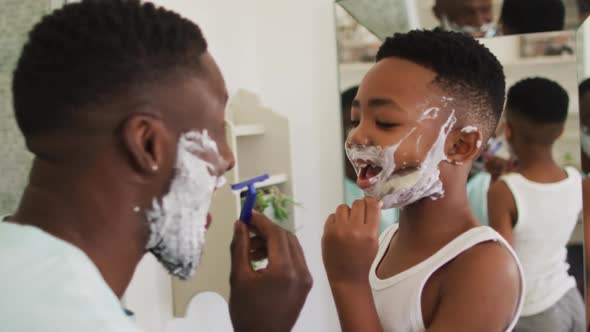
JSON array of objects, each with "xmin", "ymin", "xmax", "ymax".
[{"xmin": 11, "ymin": 159, "xmax": 146, "ymax": 298}]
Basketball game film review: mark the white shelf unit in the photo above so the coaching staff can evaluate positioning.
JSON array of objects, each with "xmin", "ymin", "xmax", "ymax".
[{"xmin": 171, "ymin": 90, "xmax": 297, "ymax": 317}]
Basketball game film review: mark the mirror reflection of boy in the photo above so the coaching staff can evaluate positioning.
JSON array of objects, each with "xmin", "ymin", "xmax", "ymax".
[
  {"xmin": 499, "ymin": 0, "xmax": 565, "ymax": 36},
  {"xmin": 488, "ymin": 78, "xmax": 585, "ymax": 332},
  {"xmin": 323, "ymin": 29, "xmax": 524, "ymax": 331},
  {"xmin": 341, "ymin": 86, "xmax": 398, "ymax": 234}
]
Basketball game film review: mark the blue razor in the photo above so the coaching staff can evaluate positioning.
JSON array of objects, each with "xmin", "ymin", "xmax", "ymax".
[{"xmin": 231, "ymin": 174, "xmax": 270, "ymax": 224}]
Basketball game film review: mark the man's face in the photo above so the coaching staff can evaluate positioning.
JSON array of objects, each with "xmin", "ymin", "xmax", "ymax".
[
  {"xmin": 435, "ymin": 0, "xmax": 495, "ymax": 38},
  {"xmin": 142, "ymin": 52, "xmax": 235, "ymax": 279},
  {"xmin": 345, "ymin": 57, "xmax": 458, "ymax": 208}
]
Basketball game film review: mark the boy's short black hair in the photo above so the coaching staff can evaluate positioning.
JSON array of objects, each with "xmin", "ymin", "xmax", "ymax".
[
  {"xmin": 579, "ymin": 78, "xmax": 590, "ymax": 99},
  {"xmin": 376, "ymin": 28, "xmax": 505, "ymax": 141},
  {"xmin": 500, "ymin": 0, "xmax": 565, "ymax": 35},
  {"xmin": 506, "ymin": 77, "xmax": 569, "ymax": 124},
  {"xmin": 13, "ymin": 0, "xmax": 207, "ymax": 140},
  {"xmin": 341, "ymin": 86, "xmax": 359, "ymax": 114}
]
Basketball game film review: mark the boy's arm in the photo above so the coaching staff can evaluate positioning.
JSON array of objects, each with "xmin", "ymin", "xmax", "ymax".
[
  {"xmin": 427, "ymin": 242, "xmax": 521, "ymax": 332},
  {"xmin": 329, "ymin": 282, "xmax": 384, "ymax": 332},
  {"xmin": 322, "ymin": 198, "xmax": 384, "ymax": 332},
  {"xmin": 487, "ymin": 180, "xmax": 516, "ymax": 244}
]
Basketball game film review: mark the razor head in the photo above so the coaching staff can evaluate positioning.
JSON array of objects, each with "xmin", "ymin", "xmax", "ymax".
[{"xmin": 230, "ymin": 174, "xmax": 270, "ymax": 191}]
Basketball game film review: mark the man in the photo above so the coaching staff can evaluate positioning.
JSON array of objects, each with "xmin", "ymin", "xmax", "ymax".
[
  {"xmin": 433, "ymin": 0, "xmax": 496, "ymax": 38},
  {"xmin": 0, "ymin": 1, "xmax": 312, "ymax": 331}
]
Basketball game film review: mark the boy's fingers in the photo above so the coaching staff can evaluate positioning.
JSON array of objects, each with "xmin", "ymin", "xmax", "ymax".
[
  {"xmin": 350, "ymin": 199, "xmax": 366, "ymax": 225},
  {"xmin": 335, "ymin": 204, "xmax": 351, "ymax": 224},
  {"xmin": 230, "ymin": 221, "xmax": 254, "ymax": 277}
]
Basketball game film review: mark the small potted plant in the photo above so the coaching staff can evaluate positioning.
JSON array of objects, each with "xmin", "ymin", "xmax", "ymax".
[
  {"xmin": 248, "ymin": 186, "xmax": 299, "ymax": 270},
  {"xmin": 253, "ymin": 186, "xmax": 299, "ymax": 224}
]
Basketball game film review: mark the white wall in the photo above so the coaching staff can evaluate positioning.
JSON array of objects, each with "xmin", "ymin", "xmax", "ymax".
[{"xmin": 125, "ymin": 1, "xmax": 342, "ymax": 331}]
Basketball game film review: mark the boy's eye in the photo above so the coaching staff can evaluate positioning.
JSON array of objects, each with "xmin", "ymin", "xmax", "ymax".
[
  {"xmin": 376, "ymin": 121, "xmax": 398, "ymax": 129},
  {"xmin": 350, "ymin": 120, "xmax": 360, "ymax": 128}
]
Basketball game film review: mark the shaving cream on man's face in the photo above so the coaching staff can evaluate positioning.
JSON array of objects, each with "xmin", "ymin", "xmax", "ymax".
[
  {"xmin": 145, "ymin": 130, "xmax": 227, "ymax": 280},
  {"xmin": 345, "ymin": 111, "xmax": 457, "ymax": 209}
]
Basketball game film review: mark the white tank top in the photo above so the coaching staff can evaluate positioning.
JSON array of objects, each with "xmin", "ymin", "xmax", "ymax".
[
  {"xmin": 369, "ymin": 224, "xmax": 525, "ymax": 332},
  {"xmin": 500, "ymin": 167, "xmax": 581, "ymax": 316}
]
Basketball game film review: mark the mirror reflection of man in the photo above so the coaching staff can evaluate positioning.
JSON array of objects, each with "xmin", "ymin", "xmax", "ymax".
[{"xmin": 433, "ymin": 0, "xmax": 496, "ymax": 38}]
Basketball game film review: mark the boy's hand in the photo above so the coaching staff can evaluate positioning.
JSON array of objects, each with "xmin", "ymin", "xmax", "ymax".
[
  {"xmin": 229, "ymin": 211, "xmax": 313, "ymax": 332},
  {"xmin": 322, "ymin": 197, "xmax": 382, "ymax": 285}
]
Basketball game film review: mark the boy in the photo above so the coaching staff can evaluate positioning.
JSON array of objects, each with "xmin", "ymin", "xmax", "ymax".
[
  {"xmin": 488, "ymin": 78, "xmax": 584, "ymax": 331},
  {"xmin": 0, "ymin": 1, "xmax": 311, "ymax": 331},
  {"xmin": 322, "ymin": 29, "xmax": 524, "ymax": 331}
]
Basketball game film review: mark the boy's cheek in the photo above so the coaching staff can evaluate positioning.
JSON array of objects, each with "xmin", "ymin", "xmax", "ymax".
[{"xmin": 392, "ymin": 146, "xmax": 423, "ymax": 170}]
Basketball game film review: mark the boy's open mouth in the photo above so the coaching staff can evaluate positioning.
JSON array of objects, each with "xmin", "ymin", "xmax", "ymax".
[{"xmin": 355, "ymin": 159, "xmax": 383, "ymax": 189}]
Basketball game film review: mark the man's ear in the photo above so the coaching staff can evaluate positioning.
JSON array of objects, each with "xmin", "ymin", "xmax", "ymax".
[
  {"xmin": 445, "ymin": 128, "xmax": 482, "ymax": 164},
  {"xmin": 120, "ymin": 114, "xmax": 174, "ymax": 177}
]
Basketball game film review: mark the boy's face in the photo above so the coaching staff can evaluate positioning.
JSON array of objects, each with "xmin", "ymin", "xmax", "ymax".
[{"xmin": 346, "ymin": 57, "xmax": 464, "ymax": 208}]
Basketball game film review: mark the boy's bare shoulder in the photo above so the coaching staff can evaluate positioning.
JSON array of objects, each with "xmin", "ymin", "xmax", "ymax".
[
  {"xmin": 446, "ymin": 239, "xmax": 520, "ymax": 286},
  {"xmin": 428, "ymin": 239, "xmax": 522, "ymax": 330}
]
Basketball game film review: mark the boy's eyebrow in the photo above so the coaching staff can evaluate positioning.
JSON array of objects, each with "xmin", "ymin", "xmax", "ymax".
[{"xmin": 352, "ymin": 98, "xmax": 405, "ymax": 111}]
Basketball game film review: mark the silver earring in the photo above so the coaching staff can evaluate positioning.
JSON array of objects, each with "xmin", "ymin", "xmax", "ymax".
[
  {"xmin": 152, "ymin": 165, "xmax": 159, "ymax": 171},
  {"xmin": 133, "ymin": 206, "xmax": 141, "ymax": 213}
]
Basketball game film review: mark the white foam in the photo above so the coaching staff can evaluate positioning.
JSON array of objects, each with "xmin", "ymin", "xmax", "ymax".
[
  {"xmin": 145, "ymin": 130, "xmax": 227, "ymax": 280},
  {"xmin": 345, "ymin": 110, "xmax": 457, "ymax": 209},
  {"xmin": 461, "ymin": 126, "xmax": 478, "ymax": 133}
]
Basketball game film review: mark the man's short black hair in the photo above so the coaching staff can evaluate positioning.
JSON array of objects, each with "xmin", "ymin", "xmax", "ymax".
[
  {"xmin": 376, "ymin": 28, "xmax": 505, "ymax": 141},
  {"xmin": 13, "ymin": 0, "xmax": 207, "ymax": 140},
  {"xmin": 500, "ymin": 0, "xmax": 565, "ymax": 35},
  {"xmin": 506, "ymin": 77, "xmax": 569, "ymax": 124}
]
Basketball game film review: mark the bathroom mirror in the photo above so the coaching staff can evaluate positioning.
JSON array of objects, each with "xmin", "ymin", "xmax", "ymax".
[{"xmin": 336, "ymin": 2, "xmax": 586, "ymax": 325}]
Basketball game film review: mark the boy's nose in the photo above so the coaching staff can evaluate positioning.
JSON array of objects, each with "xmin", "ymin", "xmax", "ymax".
[{"xmin": 347, "ymin": 126, "xmax": 372, "ymax": 147}]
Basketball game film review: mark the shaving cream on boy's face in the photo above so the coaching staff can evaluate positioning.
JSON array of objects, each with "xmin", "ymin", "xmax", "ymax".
[
  {"xmin": 145, "ymin": 130, "xmax": 227, "ymax": 280},
  {"xmin": 345, "ymin": 109, "xmax": 457, "ymax": 209}
]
